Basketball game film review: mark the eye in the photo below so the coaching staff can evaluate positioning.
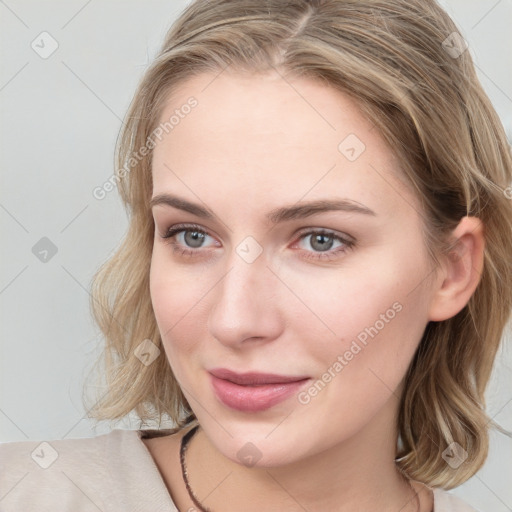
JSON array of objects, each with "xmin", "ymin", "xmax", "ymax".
[
  {"xmin": 293, "ymin": 229, "xmax": 355, "ymax": 261},
  {"xmin": 159, "ymin": 223, "xmax": 355, "ymax": 262},
  {"xmin": 160, "ymin": 223, "xmax": 219, "ymax": 259}
]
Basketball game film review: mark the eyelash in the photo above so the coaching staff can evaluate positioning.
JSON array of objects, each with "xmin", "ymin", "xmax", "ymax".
[{"xmin": 160, "ymin": 223, "xmax": 355, "ymax": 262}]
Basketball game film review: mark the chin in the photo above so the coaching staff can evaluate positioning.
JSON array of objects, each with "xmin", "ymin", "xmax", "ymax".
[{"xmin": 201, "ymin": 420, "xmax": 316, "ymax": 469}]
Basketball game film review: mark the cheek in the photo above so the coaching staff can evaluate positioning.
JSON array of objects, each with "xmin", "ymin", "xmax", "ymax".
[
  {"xmin": 149, "ymin": 247, "xmax": 214, "ymax": 362},
  {"xmin": 291, "ymin": 242, "xmax": 431, "ymax": 378},
  {"xmin": 150, "ymin": 250, "xmax": 189, "ymax": 340},
  {"xmin": 290, "ymin": 260, "xmax": 429, "ymax": 438}
]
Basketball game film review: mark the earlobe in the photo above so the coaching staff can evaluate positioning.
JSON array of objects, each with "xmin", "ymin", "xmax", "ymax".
[{"xmin": 427, "ymin": 216, "xmax": 485, "ymax": 322}]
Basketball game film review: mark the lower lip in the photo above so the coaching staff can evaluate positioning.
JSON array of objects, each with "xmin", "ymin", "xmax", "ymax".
[{"xmin": 210, "ymin": 375, "xmax": 310, "ymax": 412}]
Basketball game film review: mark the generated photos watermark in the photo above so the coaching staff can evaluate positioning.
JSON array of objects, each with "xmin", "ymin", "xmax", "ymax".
[
  {"xmin": 92, "ymin": 96, "xmax": 198, "ymax": 200},
  {"xmin": 298, "ymin": 301, "xmax": 403, "ymax": 404}
]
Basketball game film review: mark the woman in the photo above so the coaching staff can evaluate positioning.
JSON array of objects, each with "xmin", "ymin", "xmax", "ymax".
[{"xmin": 1, "ymin": 0, "xmax": 511, "ymax": 510}]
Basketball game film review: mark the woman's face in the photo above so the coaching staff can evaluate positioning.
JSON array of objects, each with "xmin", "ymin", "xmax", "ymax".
[{"xmin": 150, "ymin": 70, "xmax": 439, "ymax": 466}]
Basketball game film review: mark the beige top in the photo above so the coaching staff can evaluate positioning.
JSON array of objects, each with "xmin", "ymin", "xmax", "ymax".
[{"xmin": 0, "ymin": 428, "xmax": 479, "ymax": 511}]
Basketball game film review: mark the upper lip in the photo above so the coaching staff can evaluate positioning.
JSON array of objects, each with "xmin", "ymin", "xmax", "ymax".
[{"xmin": 209, "ymin": 368, "xmax": 310, "ymax": 386}]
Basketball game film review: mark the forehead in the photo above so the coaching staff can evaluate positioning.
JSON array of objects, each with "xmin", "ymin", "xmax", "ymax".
[{"xmin": 151, "ymin": 70, "xmax": 419, "ymax": 219}]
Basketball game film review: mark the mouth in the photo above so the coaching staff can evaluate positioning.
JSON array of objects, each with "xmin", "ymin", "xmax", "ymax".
[{"xmin": 208, "ymin": 368, "xmax": 311, "ymax": 412}]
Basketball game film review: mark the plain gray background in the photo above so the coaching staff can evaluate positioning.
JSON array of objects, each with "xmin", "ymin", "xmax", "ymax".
[{"xmin": 1, "ymin": 1, "xmax": 511, "ymax": 510}]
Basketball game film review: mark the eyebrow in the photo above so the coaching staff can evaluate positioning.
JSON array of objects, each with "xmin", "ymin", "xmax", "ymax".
[{"xmin": 149, "ymin": 193, "xmax": 376, "ymax": 223}]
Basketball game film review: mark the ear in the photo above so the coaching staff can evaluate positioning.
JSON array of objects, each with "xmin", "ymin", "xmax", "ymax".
[{"xmin": 427, "ymin": 216, "xmax": 485, "ymax": 322}]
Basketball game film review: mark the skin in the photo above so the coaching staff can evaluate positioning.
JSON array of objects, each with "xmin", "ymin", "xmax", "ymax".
[{"xmin": 145, "ymin": 70, "xmax": 485, "ymax": 511}]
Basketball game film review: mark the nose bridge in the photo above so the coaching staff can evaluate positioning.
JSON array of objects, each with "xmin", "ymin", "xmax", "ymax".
[
  {"xmin": 216, "ymin": 247, "xmax": 271, "ymax": 318},
  {"xmin": 208, "ymin": 243, "xmax": 281, "ymax": 345}
]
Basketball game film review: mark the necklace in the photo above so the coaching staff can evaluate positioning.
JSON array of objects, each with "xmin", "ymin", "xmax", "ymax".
[
  {"xmin": 179, "ymin": 425, "xmax": 425, "ymax": 512},
  {"xmin": 180, "ymin": 425, "xmax": 212, "ymax": 512}
]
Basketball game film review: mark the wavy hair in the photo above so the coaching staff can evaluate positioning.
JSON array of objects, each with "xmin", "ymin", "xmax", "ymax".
[{"xmin": 85, "ymin": 0, "xmax": 512, "ymax": 489}]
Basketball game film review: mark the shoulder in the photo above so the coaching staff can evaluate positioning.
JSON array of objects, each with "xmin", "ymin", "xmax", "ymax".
[
  {"xmin": 0, "ymin": 428, "xmax": 113, "ymax": 460},
  {"xmin": 0, "ymin": 428, "xmax": 134, "ymax": 474},
  {"xmin": 0, "ymin": 429, "xmax": 177, "ymax": 512},
  {"xmin": 0, "ymin": 430, "xmax": 128, "ymax": 511},
  {"xmin": 433, "ymin": 488, "xmax": 481, "ymax": 512}
]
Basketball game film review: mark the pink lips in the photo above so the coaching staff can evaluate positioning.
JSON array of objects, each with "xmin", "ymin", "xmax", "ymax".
[{"xmin": 209, "ymin": 368, "xmax": 310, "ymax": 412}]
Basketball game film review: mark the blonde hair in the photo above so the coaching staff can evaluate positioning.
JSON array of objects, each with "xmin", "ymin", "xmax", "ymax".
[{"xmin": 86, "ymin": 0, "xmax": 512, "ymax": 489}]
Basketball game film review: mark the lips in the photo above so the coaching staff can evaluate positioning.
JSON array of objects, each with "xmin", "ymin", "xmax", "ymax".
[
  {"xmin": 209, "ymin": 368, "xmax": 309, "ymax": 385},
  {"xmin": 208, "ymin": 368, "xmax": 310, "ymax": 412}
]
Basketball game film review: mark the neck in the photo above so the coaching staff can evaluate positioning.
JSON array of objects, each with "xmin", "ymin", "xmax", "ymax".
[{"xmin": 184, "ymin": 397, "xmax": 428, "ymax": 511}]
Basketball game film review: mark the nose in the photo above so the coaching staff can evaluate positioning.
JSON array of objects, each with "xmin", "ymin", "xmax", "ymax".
[{"xmin": 207, "ymin": 249, "xmax": 284, "ymax": 348}]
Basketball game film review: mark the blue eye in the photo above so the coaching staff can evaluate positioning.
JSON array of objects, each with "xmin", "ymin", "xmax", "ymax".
[
  {"xmin": 169, "ymin": 227, "xmax": 209, "ymax": 248},
  {"xmin": 161, "ymin": 223, "xmax": 217, "ymax": 259},
  {"xmin": 295, "ymin": 230, "xmax": 355, "ymax": 261},
  {"xmin": 160, "ymin": 223, "xmax": 355, "ymax": 261}
]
